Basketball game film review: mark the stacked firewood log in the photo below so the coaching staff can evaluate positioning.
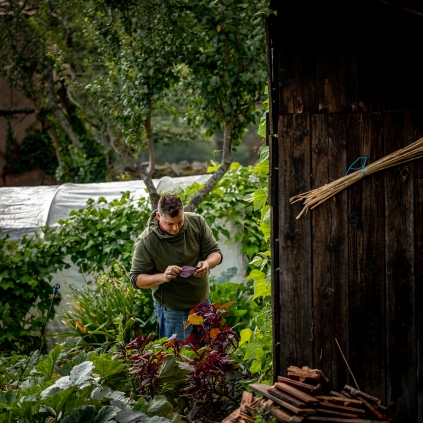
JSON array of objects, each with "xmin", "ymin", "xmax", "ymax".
[{"xmin": 222, "ymin": 366, "xmax": 391, "ymax": 423}]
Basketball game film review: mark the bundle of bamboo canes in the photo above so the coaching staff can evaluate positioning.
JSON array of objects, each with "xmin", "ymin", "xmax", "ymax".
[{"xmin": 290, "ymin": 137, "xmax": 423, "ymax": 219}]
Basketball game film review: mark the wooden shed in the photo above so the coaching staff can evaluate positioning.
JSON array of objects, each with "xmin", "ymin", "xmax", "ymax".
[{"xmin": 266, "ymin": 1, "xmax": 423, "ymax": 421}]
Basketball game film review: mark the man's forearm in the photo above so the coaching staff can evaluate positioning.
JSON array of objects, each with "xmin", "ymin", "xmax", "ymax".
[
  {"xmin": 135, "ymin": 273, "xmax": 165, "ymax": 289},
  {"xmin": 205, "ymin": 252, "xmax": 222, "ymax": 270}
]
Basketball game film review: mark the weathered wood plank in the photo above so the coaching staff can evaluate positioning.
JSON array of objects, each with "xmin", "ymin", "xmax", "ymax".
[
  {"xmin": 341, "ymin": 113, "xmax": 386, "ymax": 400},
  {"xmin": 311, "ymin": 113, "xmax": 348, "ymax": 388},
  {"xmin": 279, "ymin": 113, "xmax": 313, "ymax": 370},
  {"xmin": 384, "ymin": 111, "xmax": 416, "ymax": 422},
  {"xmin": 249, "ymin": 383, "xmax": 316, "ymax": 416},
  {"xmin": 315, "ymin": 14, "xmax": 359, "ymax": 114},
  {"xmin": 311, "ymin": 113, "xmax": 333, "ymax": 380},
  {"xmin": 327, "ymin": 114, "xmax": 350, "ymax": 391},
  {"xmin": 354, "ymin": 112, "xmax": 386, "ymax": 399},
  {"xmin": 276, "ymin": 3, "xmax": 316, "ymax": 115},
  {"xmin": 346, "ymin": 113, "xmax": 386, "ymax": 400},
  {"xmin": 270, "ymin": 127, "xmax": 281, "ymax": 381},
  {"xmin": 346, "ymin": 113, "xmax": 364, "ymax": 391},
  {"xmin": 412, "ymin": 111, "xmax": 423, "ymax": 423}
]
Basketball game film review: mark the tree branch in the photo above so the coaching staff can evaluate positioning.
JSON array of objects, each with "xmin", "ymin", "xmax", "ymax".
[
  {"xmin": 185, "ymin": 119, "xmax": 234, "ymax": 212},
  {"xmin": 46, "ymin": 73, "xmax": 83, "ymax": 151},
  {"xmin": 142, "ymin": 101, "xmax": 160, "ymax": 210},
  {"xmin": 142, "ymin": 171, "xmax": 160, "ymax": 211},
  {"xmin": 0, "ymin": 107, "xmax": 35, "ymax": 116}
]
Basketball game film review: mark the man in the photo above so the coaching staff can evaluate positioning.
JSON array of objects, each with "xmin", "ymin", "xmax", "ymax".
[{"xmin": 130, "ymin": 193, "xmax": 222, "ymax": 340}]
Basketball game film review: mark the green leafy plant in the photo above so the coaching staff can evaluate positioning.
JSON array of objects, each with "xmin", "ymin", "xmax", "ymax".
[
  {"xmin": 239, "ymin": 141, "xmax": 273, "ymax": 384},
  {"xmin": 57, "ymin": 266, "xmax": 155, "ymax": 350},
  {"xmin": 1, "ymin": 162, "xmax": 267, "ymax": 355},
  {"xmin": 0, "ymin": 233, "xmax": 67, "ymax": 354},
  {"xmin": 51, "ymin": 192, "xmax": 152, "ymax": 274},
  {"xmin": 209, "ymin": 280, "xmax": 261, "ymax": 332},
  {"xmin": 0, "ymin": 344, "xmax": 178, "ymax": 423}
]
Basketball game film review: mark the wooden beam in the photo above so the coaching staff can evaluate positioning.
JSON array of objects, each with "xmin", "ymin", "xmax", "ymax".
[{"xmin": 375, "ymin": 0, "xmax": 423, "ymax": 17}]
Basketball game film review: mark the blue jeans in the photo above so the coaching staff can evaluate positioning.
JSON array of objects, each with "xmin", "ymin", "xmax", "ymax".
[{"xmin": 154, "ymin": 299, "xmax": 210, "ymax": 341}]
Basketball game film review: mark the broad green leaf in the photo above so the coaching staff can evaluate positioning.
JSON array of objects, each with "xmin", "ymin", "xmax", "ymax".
[
  {"xmin": 91, "ymin": 355, "xmax": 127, "ymax": 379},
  {"xmin": 253, "ymin": 189, "xmax": 267, "ymax": 211},
  {"xmin": 239, "ymin": 328, "xmax": 253, "ymax": 346},
  {"xmin": 93, "ymin": 406, "xmax": 121, "ymax": 423},
  {"xmin": 157, "ymin": 355, "xmax": 177, "ymax": 379},
  {"xmin": 169, "ymin": 413, "xmax": 181, "ymax": 423},
  {"xmin": 253, "ymin": 278, "xmax": 271, "ymax": 300},
  {"xmin": 110, "ymin": 399, "xmax": 149, "ymax": 423},
  {"xmin": 230, "ymin": 310, "xmax": 247, "ymax": 317},
  {"xmin": 41, "ymin": 386, "xmax": 77, "ymax": 415},
  {"xmin": 259, "ymin": 220, "xmax": 270, "ymax": 239},
  {"xmin": 35, "ymin": 343, "xmax": 65, "ymax": 380},
  {"xmin": 243, "ymin": 192, "xmax": 254, "ymax": 203},
  {"xmin": 249, "ymin": 256, "xmax": 263, "ymax": 267},
  {"xmin": 0, "ymin": 281, "xmax": 14, "ymax": 290},
  {"xmin": 246, "ymin": 269, "xmax": 265, "ymax": 281},
  {"xmin": 147, "ymin": 396, "xmax": 173, "ymax": 418},
  {"xmin": 0, "ymin": 390, "xmax": 20, "ymax": 407},
  {"xmin": 254, "ymin": 159, "xmax": 269, "ymax": 177},
  {"xmin": 250, "ymin": 359, "xmax": 263, "ymax": 373},
  {"xmin": 69, "ymin": 361, "xmax": 94, "ymax": 388},
  {"xmin": 243, "ymin": 343, "xmax": 262, "ymax": 360},
  {"xmin": 91, "ymin": 387, "xmax": 126, "ymax": 403},
  {"xmin": 133, "ymin": 397, "xmax": 148, "ymax": 413},
  {"xmin": 60, "ymin": 405, "xmax": 97, "ymax": 423},
  {"xmin": 259, "ymin": 146, "xmax": 269, "ymax": 162},
  {"xmin": 258, "ymin": 112, "xmax": 267, "ymax": 137}
]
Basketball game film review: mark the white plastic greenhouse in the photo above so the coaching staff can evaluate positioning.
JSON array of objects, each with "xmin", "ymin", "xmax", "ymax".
[{"xmin": 0, "ymin": 175, "xmax": 245, "ymax": 345}]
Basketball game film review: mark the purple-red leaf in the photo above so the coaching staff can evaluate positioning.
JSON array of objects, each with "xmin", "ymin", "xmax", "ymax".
[{"xmin": 179, "ymin": 265, "xmax": 197, "ymax": 278}]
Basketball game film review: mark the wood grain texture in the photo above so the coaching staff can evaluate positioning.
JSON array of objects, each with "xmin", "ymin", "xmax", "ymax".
[
  {"xmin": 346, "ymin": 113, "xmax": 386, "ymax": 401},
  {"xmin": 270, "ymin": 127, "xmax": 281, "ymax": 380},
  {"xmin": 384, "ymin": 111, "xmax": 416, "ymax": 422},
  {"xmin": 315, "ymin": 13, "xmax": 359, "ymax": 114},
  {"xmin": 311, "ymin": 113, "xmax": 349, "ymax": 388},
  {"xmin": 412, "ymin": 111, "xmax": 423, "ymax": 423},
  {"xmin": 279, "ymin": 113, "xmax": 313, "ymax": 370}
]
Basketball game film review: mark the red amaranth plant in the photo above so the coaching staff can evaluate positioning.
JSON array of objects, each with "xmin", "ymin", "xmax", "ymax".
[
  {"xmin": 184, "ymin": 300, "xmax": 238, "ymax": 351},
  {"xmin": 181, "ymin": 301, "xmax": 249, "ymax": 421},
  {"xmin": 120, "ymin": 333, "xmax": 184, "ymax": 398}
]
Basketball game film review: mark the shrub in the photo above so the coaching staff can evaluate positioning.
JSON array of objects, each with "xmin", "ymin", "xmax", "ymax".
[
  {"xmin": 57, "ymin": 266, "xmax": 155, "ymax": 350},
  {"xmin": 0, "ymin": 233, "xmax": 67, "ymax": 354}
]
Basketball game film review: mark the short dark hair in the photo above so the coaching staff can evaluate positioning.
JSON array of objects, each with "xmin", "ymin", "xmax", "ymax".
[{"xmin": 158, "ymin": 193, "xmax": 184, "ymax": 217}]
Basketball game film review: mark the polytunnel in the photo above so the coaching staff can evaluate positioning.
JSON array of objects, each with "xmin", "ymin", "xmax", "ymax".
[{"xmin": 0, "ymin": 175, "xmax": 246, "ymax": 346}]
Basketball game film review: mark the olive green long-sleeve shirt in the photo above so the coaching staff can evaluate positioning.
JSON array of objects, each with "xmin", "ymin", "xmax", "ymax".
[{"xmin": 130, "ymin": 211, "xmax": 222, "ymax": 310}]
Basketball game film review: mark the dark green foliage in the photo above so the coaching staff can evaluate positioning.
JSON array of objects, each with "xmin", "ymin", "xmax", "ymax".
[
  {"xmin": 210, "ymin": 280, "xmax": 261, "ymax": 332},
  {"xmin": 0, "ymin": 233, "xmax": 67, "ymax": 354},
  {"xmin": 1, "ymin": 128, "xmax": 58, "ymax": 176},
  {"xmin": 52, "ymin": 192, "xmax": 151, "ymax": 274},
  {"xmin": 184, "ymin": 0, "xmax": 267, "ymax": 143}
]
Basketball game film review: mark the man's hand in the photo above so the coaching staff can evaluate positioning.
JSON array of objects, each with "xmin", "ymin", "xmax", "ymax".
[
  {"xmin": 163, "ymin": 265, "xmax": 182, "ymax": 282},
  {"xmin": 194, "ymin": 261, "xmax": 209, "ymax": 277}
]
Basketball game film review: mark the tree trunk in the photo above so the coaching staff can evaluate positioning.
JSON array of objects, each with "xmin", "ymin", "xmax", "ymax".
[
  {"xmin": 45, "ymin": 122, "xmax": 62, "ymax": 166},
  {"xmin": 46, "ymin": 75, "xmax": 83, "ymax": 151},
  {"xmin": 185, "ymin": 118, "xmax": 234, "ymax": 212},
  {"xmin": 142, "ymin": 108, "xmax": 160, "ymax": 210}
]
